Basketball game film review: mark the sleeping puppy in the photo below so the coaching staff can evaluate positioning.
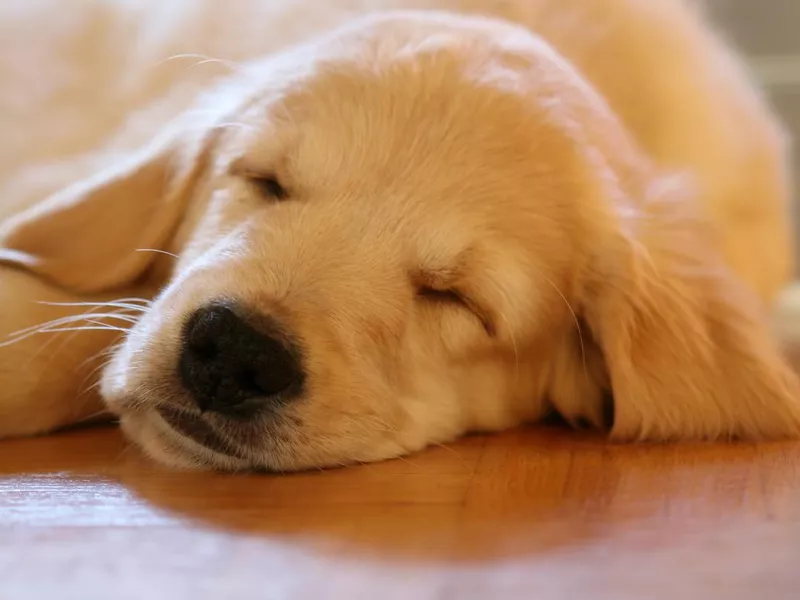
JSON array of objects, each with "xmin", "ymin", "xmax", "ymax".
[{"xmin": 1, "ymin": 0, "xmax": 798, "ymax": 471}]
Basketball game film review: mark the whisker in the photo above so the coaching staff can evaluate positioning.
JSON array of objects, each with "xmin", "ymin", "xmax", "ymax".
[
  {"xmin": 543, "ymin": 275, "xmax": 588, "ymax": 380},
  {"xmin": 76, "ymin": 345, "xmax": 122, "ymax": 395},
  {"xmin": 16, "ymin": 309, "xmax": 115, "ymax": 365},
  {"xmin": 135, "ymin": 248, "xmax": 179, "ymax": 260},
  {"xmin": 431, "ymin": 442, "xmax": 470, "ymax": 466},
  {"xmin": 72, "ymin": 407, "xmax": 113, "ymax": 425},
  {"xmin": 78, "ymin": 343, "xmax": 119, "ymax": 371},
  {"xmin": 214, "ymin": 121, "xmax": 259, "ymax": 134},
  {"xmin": 0, "ymin": 326, "xmax": 120, "ymax": 349},
  {"xmin": 482, "ymin": 282, "xmax": 521, "ymax": 387},
  {"xmin": 110, "ymin": 441, "xmax": 140, "ymax": 466},
  {"xmin": 35, "ymin": 326, "xmax": 127, "ymax": 334},
  {"xmin": 86, "ymin": 314, "xmax": 139, "ymax": 324},
  {"xmin": 80, "ymin": 379, "xmax": 105, "ymax": 398},
  {"xmin": 153, "ymin": 53, "xmax": 242, "ymax": 73},
  {"xmin": 4, "ymin": 301, "xmax": 143, "ymax": 375},
  {"xmin": 97, "ymin": 303, "xmax": 150, "ymax": 313},
  {"xmin": 389, "ymin": 453, "xmax": 424, "ymax": 471},
  {"xmin": 37, "ymin": 298, "xmax": 151, "ymax": 310},
  {"xmin": 6, "ymin": 312, "xmax": 142, "ymax": 339},
  {"xmin": 83, "ymin": 320, "xmax": 131, "ymax": 333},
  {"xmin": 496, "ymin": 308, "xmax": 520, "ymax": 387}
]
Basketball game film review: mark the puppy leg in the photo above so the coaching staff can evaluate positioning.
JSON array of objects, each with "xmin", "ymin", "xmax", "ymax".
[{"xmin": 0, "ymin": 268, "xmax": 126, "ymax": 437}]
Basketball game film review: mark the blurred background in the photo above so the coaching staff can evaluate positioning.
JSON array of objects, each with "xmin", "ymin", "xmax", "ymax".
[{"xmin": 707, "ymin": 0, "xmax": 800, "ymax": 265}]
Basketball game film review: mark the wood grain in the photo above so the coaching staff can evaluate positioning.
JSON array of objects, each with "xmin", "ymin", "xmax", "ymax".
[{"xmin": 1, "ymin": 422, "xmax": 798, "ymax": 600}]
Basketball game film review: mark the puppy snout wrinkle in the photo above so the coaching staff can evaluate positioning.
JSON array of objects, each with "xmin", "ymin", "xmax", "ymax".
[{"xmin": 179, "ymin": 302, "xmax": 304, "ymax": 416}]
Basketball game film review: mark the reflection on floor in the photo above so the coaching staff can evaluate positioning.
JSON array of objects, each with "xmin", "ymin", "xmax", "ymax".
[{"xmin": 1, "ymin": 424, "xmax": 799, "ymax": 599}]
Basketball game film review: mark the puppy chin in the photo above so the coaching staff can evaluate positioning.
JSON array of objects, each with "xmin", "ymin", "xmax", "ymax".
[{"xmin": 119, "ymin": 411, "xmax": 251, "ymax": 472}]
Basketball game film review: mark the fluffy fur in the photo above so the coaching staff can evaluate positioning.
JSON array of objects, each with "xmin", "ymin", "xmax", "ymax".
[{"xmin": 0, "ymin": 0, "xmax": 798, "ymax": 471}]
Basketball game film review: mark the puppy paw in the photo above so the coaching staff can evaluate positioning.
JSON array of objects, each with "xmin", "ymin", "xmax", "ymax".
[{"xmin": 546, "ymin": 327, "xmax": 612, "ymax": 432}]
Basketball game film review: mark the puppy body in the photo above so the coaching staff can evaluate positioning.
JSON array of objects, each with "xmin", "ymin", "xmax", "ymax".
[{"xmin": 0, "ymin": 0, "xmax": 797, "ymax": 469}]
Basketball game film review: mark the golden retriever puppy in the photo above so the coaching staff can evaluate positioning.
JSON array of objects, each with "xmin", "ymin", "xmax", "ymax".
[{"xmin": 1, "ymin": 0, "xmax": 798, "ymax": 470}]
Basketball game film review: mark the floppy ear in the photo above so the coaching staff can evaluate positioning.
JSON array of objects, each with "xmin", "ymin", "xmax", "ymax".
[
  {"xmin": 0, "ymin": 124, "xmax": 212, "ymax": 294},
  {"xmin": 582, "ymin": 183, "xmax": 800, "ymax": 441}
]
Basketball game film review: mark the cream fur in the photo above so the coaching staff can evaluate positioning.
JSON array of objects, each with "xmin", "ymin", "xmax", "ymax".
[{"xmin": 0, "ymin": 0, "xmax": 797, "ymax": 470}]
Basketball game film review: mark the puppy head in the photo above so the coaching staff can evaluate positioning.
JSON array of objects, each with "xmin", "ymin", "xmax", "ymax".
[{"xmin": 3, "ymin": 12, "xmax": 798, "ymax": 470}]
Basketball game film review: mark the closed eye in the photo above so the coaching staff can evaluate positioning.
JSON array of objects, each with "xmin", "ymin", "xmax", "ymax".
[
  {"xmin": 417, "ymin": 285, "xmax": 495, "ymax": 336},
  {"xmin": 248, "ymin": 174, "xmax": 288, "ymax": 200},
  {"xmin": 417, "ymin": 285, "xmax": 465, "ymax": 305}
]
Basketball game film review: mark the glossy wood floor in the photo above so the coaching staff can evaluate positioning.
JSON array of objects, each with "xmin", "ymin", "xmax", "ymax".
[{"xmin": 2, "ymin": 418, "xmax": 798, "ymax": 600}]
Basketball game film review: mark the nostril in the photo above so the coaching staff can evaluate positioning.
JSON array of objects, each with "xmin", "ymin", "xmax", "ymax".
[
  {"xmin": 235, "ymin": 368, "xmax": 265, "ymax": 397},
  {"xmin": 233, "ymin": 357, "xmax": 302, "ymax": 399},
  {"xmin": 251, "ymin": 360, "xmax": 301, "ymax": 397}
]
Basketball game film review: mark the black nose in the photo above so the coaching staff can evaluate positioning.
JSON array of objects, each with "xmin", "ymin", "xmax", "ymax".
[{"xmin": 179, "ymin": 302, "xmax": 304, "ymax": 415}]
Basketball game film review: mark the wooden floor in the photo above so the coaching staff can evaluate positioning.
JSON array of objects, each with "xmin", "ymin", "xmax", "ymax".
[{"xmin": 2, "ymin": 421, "xmax": 799, "ymax": 600}]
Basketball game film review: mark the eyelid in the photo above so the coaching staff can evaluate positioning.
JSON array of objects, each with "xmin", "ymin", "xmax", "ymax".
[
  {"xmin": 227, "ymin": 157, "xmax": 254, "ymax": 178},
  {"xmin": 417, "ymin": 285, "xmax": 464, "ymax": 304},
  {"xmin": 247, "ymin": 174, "xmax": 288, "ymax": 199},
  {"xmin": 458, "ymin": 292, "xmax": 495, "ymax": 337},
  {"xmin": 228, "ymin": 160, "xmax": 290, "ymax": 200},
  {"xmin": 415, "ymin": 280, "xmax": 495, "ymax": 337},
  {"xmin": 229, "ymin": 158, "xmax": 285, "ymax": 182}
]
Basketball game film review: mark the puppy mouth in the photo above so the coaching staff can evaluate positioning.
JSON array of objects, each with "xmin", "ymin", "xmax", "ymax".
[{"xmin": 156, "ymin": 405, "xmax": 247, "ymax": 459}]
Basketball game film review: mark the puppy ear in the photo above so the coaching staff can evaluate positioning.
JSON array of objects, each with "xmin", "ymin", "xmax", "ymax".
[
  {"xmin": 0, "ymin": 124, "xmax": 212, "ymax": 294},
  {"xmin": 582, "ymin": 181, "xmax": 800, "ymax": 441}
]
